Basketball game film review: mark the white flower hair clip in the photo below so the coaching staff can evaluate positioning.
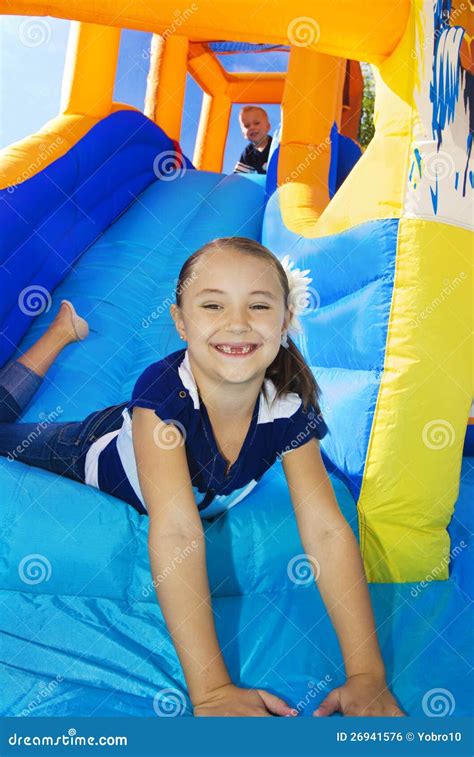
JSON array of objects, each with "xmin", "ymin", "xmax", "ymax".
[{"xmin": 280, "ymin": 254, "xmax": 313, "ymax": 344}]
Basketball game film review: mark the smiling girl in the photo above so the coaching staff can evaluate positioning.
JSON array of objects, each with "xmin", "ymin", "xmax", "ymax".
[{"xmin": 0, "ymin": 236, "xmax": 404, "ymax": 717}]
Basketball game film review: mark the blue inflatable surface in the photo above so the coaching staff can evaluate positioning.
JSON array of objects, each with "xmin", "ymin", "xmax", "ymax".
[
  {"xmin": 0, "ymin": 113, "xmax": 472, "ymax": 718},
  {"xmin": 265, "ymin": 122, "xmax": 362, "ymax": 203}
]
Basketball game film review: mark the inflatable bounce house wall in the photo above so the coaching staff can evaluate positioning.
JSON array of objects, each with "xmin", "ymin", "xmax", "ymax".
[{"xmin": 0, "ymin": 0, "xmax": 472, "ymax": 717}]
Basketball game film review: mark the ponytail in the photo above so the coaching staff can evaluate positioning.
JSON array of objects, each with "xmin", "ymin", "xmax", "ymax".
[{"xmin": 263, "ymin": 334, "xmax": 323, "ymax": 416}]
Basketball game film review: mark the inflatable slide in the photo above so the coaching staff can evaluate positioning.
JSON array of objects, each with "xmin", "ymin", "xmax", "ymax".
[{"xmin": 0, "ymin": 0, "xmax": 472, "ymax": 718}]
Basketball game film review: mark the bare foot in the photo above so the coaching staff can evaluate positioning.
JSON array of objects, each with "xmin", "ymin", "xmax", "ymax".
[
  {"xmin": 17, "ymin": 301, "xmax": 90, "ymax": 377},
  {"xmin": 50, "ymin": 301, "xmax": 89, "ymax": 344}
]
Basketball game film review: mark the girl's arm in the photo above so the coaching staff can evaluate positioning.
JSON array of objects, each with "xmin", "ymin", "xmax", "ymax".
[
  {"xmin": 132, "ymin": 407, "xmax": 232, "ymax": 706},
  {"xmin": 132, "ymin": 407, "xmax": 303, "ymax": 717},
  {"xmin": 281, "ymin": 439, "xmax": 386, "ymax": 680}
]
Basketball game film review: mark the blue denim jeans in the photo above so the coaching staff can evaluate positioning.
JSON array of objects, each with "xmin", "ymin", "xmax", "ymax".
[{"xmin": 0, "ymin": 359, "xmax": 128, "ymax": 483}]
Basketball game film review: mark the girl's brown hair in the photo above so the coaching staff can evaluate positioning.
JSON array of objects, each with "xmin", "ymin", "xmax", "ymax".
[{"xmin": 175, "ymin": 236, "xmax": 323, "ymax": 415}]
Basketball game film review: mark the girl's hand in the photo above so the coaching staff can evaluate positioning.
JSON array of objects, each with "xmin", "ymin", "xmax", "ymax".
[
  {"xmin": 312, "ymin": 673, "xmax": 406, "ymax": 717},
  {"xmin": 193, "ymin": 683, "xmax": 299, "ymax": 717}
]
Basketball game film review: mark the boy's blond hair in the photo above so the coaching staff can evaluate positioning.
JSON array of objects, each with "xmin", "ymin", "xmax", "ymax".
[{"xmin": 238, "ymin": 105, "xmax": 269, "ymax": 121}]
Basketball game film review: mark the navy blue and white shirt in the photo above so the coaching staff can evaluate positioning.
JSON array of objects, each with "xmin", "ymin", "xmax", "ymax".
[
  {"xmin": 234, "ymin": 136, "xmax": 273, "ymax": 174},
  {"xmin": 84, "ymin": 348, "xmax": 328, "ymax": 518}
]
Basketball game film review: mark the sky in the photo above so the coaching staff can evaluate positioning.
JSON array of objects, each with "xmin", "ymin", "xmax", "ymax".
[{"xmin": 0, "ymin": 17, "xmax": 286, "ymax": 173}]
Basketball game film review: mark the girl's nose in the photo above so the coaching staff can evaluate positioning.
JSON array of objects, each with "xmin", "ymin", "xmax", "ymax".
[
  {"xmin": 224, "ymin": 305, "xmax": 252, "ymax": 328},
  {"xmin": 226, "ymin": 322, "xmax": 251, "ymax": 333}
]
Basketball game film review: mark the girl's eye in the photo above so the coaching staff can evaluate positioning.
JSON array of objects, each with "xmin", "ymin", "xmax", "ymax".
[{"xmin": 201, "ymin": 304, "xmax": 270, "ymax": 310}]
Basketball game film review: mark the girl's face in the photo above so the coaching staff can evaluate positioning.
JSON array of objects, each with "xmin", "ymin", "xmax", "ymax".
[{"xmin": 171, "ymin": 250, "xmax": 289, "ymax": 386}]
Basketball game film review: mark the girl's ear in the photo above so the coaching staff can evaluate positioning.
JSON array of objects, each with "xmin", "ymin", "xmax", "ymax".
[
  {"xmin": 169, "ymin": 304, "xmax": 183, "ymax": 333},
  {"xmin": 283, "ymin": 308, "xmax": 292, "ymax": 332}
]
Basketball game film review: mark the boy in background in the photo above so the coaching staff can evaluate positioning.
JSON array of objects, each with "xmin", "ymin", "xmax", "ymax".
[{"xmin": 234, "ymin": 106, "xmax": 272, "ymax": 174}]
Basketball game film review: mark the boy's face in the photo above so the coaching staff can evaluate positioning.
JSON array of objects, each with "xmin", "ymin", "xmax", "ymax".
[{"xmin": 239, "ymin": 109, "xmax": 270, "ymax": 145}]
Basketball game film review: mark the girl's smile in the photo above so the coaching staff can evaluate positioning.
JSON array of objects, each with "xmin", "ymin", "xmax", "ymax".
[{"xmin": 210, "ymin": 342, "xmax": 262, "ymax": 357}]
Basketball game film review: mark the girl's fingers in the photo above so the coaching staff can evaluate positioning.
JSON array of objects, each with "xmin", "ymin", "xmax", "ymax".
[
  {"xmin": 313, "ymin": 688, "xmax": 342, "ymax": 716},
  {"xmin": 390, "ymin": 706, "xmax": 406, "ymax": 717},
  {"xmin": 257, "ymin": 689, "xmax": 297, "ymax": 717}
]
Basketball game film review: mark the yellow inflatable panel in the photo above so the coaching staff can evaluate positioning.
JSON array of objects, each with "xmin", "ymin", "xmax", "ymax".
[
  {"xmin": 3, "ymin": 0, "xmax": 410, "ymax": 63},
  {"xmin": 359, "ymin": 219, "xmax": 472, "ymax": 582}
]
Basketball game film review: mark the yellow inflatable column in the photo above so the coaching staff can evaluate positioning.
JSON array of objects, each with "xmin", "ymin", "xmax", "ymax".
[
  {"xmin": 189, "ymin": 44, "xmax": 231, "ymax": 172},
  {"xmin": 278, "ymin": 47, "xmax": 346, "ymax": 234},
  {"xmin": 60, "ymin": 21, "xmax": 121, "ymax": 117},
  {"xmin": 145, "ymin": 34, "xmax": 189, "ymax": 142},
  {"xmin": 193, "ymin": 92, "xmax": 231, "ymax": 172}
]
